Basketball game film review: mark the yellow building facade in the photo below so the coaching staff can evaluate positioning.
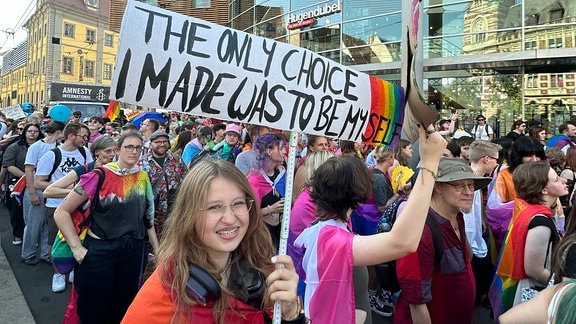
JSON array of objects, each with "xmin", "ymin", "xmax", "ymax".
[{"xmin": 0, "ymin": 0, "xmax": 118, "ymax": 110}]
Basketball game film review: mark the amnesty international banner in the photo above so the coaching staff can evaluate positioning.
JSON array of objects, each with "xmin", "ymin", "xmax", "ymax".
[{"xmin": 111, "ymin": 0, "xmax": 404, "ymax": 146}]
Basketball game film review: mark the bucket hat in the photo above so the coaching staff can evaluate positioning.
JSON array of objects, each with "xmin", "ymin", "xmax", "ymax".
[{"xmin": 435, "ymin": 157, "xmax": 491, "ymax": 190}]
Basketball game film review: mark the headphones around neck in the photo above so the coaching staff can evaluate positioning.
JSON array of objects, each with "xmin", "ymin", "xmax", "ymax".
[{"xmin": 187, "ymin": 263, "xmax": 221, "ymax": 305}]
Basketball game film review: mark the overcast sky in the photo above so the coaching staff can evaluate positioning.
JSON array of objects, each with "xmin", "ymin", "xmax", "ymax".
[{"xmin": 0, "ymin": 0, "xmax": 35, "ymax": 54}]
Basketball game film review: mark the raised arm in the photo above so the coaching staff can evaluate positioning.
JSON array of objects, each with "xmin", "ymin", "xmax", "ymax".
[{"xmin": 353, "ymin": 125, "xmax": 446, "ymax": 266}]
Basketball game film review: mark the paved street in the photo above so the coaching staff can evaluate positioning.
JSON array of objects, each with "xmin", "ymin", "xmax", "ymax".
[{"xmin": 0, "ymin": 205, "xmax": 68, "ymax": 324}]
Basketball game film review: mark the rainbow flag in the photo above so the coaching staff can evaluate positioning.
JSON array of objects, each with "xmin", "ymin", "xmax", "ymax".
[
  {"xmin": 363, "ymin": 77, "xmax": 405, "ymax": 147},
  {"xmin": 104, "ymin": 100, "xmax": 120, "ymax": 121}
]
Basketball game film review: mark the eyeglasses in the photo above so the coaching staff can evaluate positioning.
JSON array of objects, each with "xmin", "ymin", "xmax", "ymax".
[
  {"xmin": 485, "ymin": 155, "xmax": 499, "ymax": 161},
  {"xmin": 112, "ymin": 132, "xmax": 120, "ymax": 137},
  {"xmin": 477, "ymin": 119, "xmax": 485, "ymax": 121},
  {"xmin": 198, "ymin": 198, "xmax": 254, "ymax": 218},
  {"xmin": 123, "ymin": 145, "xmax": 143, "ymax": 152},
  {"xmin": 17, "ymin": 127, "xmax": 23, "ymax": 131},
  {"xmin": 152, "ymin": 140, "xmax": 169, "ymax": 145},
  {"xmin": 445, "ymin": 182, "xmax": 475, "ymax": 193},
  {"xmin": 75, "ymin": 134, "xmax": 89, "ymax": 140},
  {"xmin": 27, "ymin": 129, "xmax": 39, "ymax": 133},
  {"xmin": 73, "ymin": 115, "xmax": 81, "ymax": 118}
]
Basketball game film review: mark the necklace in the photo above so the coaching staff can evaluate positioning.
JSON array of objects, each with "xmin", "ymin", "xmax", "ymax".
[
  {"xmin": 220, "ymin": 255, "xmax": 232, "ymax": 276},
  {"xmin": 453, "ymin": 226, "xmax": 459, "ymax": 232}
]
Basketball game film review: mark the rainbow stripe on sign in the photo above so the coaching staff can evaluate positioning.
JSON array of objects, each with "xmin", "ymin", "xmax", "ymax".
[{"xmin": 362, "ymin": 76, "xmax": 405, "ymax": 147}]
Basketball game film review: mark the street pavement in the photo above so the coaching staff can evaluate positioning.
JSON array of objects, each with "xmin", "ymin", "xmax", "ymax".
[
  {"xmin": 0, "ymin": 203, "xmax": 494, "ymax": 324},
  {"xmin": 0, "ymin": 205, "xmax": 68, "ymax": 324}
]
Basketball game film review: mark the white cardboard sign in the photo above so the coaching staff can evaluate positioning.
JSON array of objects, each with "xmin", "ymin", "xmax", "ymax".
[{"xmin": 110, "ymin": 0, "xmax": 398, "ymax": 143}]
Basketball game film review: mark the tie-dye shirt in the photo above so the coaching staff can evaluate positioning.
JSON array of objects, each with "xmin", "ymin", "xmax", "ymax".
[{"xmin": 78, "ymin": 162, "xmax": 154, "ymax": 240}]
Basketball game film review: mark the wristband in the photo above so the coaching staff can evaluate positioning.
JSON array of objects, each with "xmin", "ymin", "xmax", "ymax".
[
  {"xmin": 420, "ymin": 167, "xmax": 437, "ymax": 179},
  {"xmin": 282, "ymin": 296, "xmax": 303, "ymax": 321}
]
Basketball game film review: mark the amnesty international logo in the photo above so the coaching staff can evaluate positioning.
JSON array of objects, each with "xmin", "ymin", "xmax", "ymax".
[{"xmin": 96, "ymin": 89, "xmax": 107, "ymax": 101}]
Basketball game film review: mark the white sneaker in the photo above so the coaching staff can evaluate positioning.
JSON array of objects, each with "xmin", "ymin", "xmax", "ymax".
[
  {"xmin": 68, "ymin": 270, "xmax": 74, "ymax": 284},
  {"xmin": 52, "ymin": 273, "xmax": 66, "ymax": 293}
]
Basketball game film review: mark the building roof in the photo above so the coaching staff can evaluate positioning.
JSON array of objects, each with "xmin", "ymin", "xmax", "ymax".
[{"xmin": 1, "ymin": 40, "xmax": 27, "ymax": 75}]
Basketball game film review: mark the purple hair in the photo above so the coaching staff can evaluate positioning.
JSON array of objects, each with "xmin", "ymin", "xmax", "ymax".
[{"xmin": 253, "ymin": 133, "xmax": 287, "ymax": 171}]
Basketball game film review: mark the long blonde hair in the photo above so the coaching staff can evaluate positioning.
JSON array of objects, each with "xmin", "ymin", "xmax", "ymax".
[{"xmin": 157, "ymin": 160, "xmax": 274, "ymax": 323}]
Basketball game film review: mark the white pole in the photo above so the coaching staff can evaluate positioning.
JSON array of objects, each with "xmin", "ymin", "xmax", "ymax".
[{"xmin": 273, "ymin": 130, "xmax": 298, "ymax": 323}]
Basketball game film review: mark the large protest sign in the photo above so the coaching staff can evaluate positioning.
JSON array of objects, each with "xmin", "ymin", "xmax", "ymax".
[{"xmin": 111, "ymin": 0, "xmax": 404, "ymax": 146}]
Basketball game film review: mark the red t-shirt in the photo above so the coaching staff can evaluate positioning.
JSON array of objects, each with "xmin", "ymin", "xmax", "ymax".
[{"xmin": 394, "ymin": 211, "xmax": 476, "ymax": 323}]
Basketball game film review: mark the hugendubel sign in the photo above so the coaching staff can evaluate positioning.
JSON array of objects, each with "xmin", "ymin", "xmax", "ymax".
[{"xmin": 287, "ymin": 1, "xmax": 342, "ymax": 30}]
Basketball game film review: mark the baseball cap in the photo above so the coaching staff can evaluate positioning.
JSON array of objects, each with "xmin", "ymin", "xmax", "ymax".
[
  {"xmin": 225, "ymin": 123, "xmax": 241, "ymax": 136},
  {"xmin": 435, "ymin": 157, "xmax": 491, "ymax": 190},
  {"xmin": 149, "ymin": 130, "xmax": 170, "ymax": 141},
  {"xmin": 73, "ymin": 111, "xmax": 82, "ymax": 117}
]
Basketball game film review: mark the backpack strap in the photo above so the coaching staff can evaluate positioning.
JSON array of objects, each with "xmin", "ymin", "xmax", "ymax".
[
  {"xmin": 78, "ymin": 146, "xmax": 87, "ymax": 162},
  {"xmin": 78, "ymin": 167, "xmax": 105, "ymax": 229},
  {"xmin": 425, "ymin": 213, "xmax": 444, "ymax": 266},
  {"xmin": 48, "ymin": 147, "xmax": 62, "ymax": 182}
]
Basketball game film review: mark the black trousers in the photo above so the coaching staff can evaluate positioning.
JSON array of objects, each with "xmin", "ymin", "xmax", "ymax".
[
  {"xmin": 472, "ymin": 254, "xmax": 495, "ymax": 303},
  {"xmin": 6, "ymin": 191, "xmax": 24, "ymax": 239},
  {"xmin": 76, "ymin": 235, "xmax": 146, "ymax": 324}
]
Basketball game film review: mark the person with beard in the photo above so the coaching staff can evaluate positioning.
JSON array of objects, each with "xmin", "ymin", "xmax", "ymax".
[
  {"xmin": 140, "ymin": 130, "xmax": 187, "ymax": 238},
  {"xmin": 394, "ymin": 157, "xmax": 491, "ymax": 324}
]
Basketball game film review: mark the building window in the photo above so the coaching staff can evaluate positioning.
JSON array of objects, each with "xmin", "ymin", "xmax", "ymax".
[
  {"xmin": 527, "ymin": 75, "xmax": 537, "ymax": 88},
  {"xmin": 103, "ymin": 63, "xmax": 112, "ymax": 80},
  {"xmin": 549, "ymin": 37, "xmax": 563, "ymax": 48},
  {"xmin": 84, "ymin": 60, "xmax": 95, "ymax": 78},
  {"xmin": 551, "ymin": 74, "xmax": 564, "ymax": 87},
  {"xmin": 64, "ymin": 23, "xmax": 75, "ymax": 38},
  {"xmin": 193, "ymin": 0, "xmax": 210, "ymax": 8},
  {"xmin": 525, "ymin": 40, "xmax": 537, "ymax": 50},
  {"xmin": 472, "ymin": 17, "xmax": 487, "ymax": 43},
  {"xmin": 86, "ymin": 29, "xmax": 96, "ymax": 44},
  {"xmin": 62, "ymin": 57, "xmax": 73, "ymax": 74},
  {"xmin": 550, "ymin": 9, "xmax": 563, "ymax": 22},
  {"xmin": 104, "ymin": 34, "xmax": 113, "ymax": 47},
  {"xmin": 526, "ymin": 14, "xmax": 539, "ymax": 25}
]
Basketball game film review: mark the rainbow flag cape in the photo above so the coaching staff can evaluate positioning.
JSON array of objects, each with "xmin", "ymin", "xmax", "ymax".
[
  {"xmin": 488, "ymin": 198, "xmax": 552, "ymax": 318},
  {"xmin": 103, "ymin": 100, "xmax": 120, "ymax": 121}
]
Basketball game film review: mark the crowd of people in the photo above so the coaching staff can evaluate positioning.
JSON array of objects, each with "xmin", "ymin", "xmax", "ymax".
[{"xmin": 4, "ymin": 107, "xmax": 576, "ymax": 323}]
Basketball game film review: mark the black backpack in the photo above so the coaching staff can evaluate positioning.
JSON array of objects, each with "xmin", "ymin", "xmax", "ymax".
[{"xmin": 375, "ymin": 201, "xmax": 444, "ymax": 293}]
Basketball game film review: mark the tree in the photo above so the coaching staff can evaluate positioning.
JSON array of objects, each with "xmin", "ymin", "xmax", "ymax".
[{"xmin": 486, "ymin": 74, "xmax": 522, "ymax": 115}]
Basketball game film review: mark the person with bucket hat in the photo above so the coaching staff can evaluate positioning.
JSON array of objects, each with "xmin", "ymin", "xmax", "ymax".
[
  {"xmin": 394, "ymin": 157, "xmax": 491, "ymax": 324},
  {"xmin": 211, "ymin": 123, "xmax": 243, "ymax": 163}
]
